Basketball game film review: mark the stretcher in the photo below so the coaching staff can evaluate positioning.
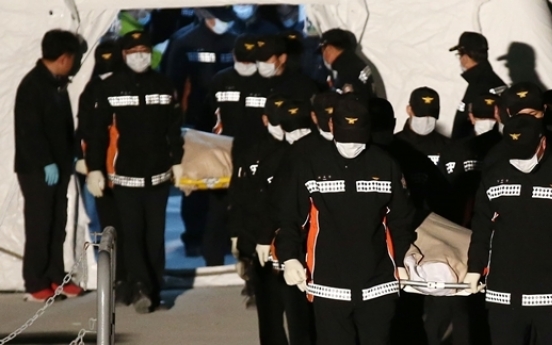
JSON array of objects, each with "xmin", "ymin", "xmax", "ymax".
[{"xmin": 177, "ymin": 129, "xmax": 233, "ymax": 195}]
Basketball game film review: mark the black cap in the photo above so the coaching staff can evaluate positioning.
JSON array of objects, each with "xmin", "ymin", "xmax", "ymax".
[
  {"xmin": 280, "ymin": 30, "xmax": 304, "ymax": 55},
  {"xmin": 543, "ymin": 89, "xmax": 552, "ymax": 105},
  {"xmin": 233, "ymin": 34, "xmax": 258, "ymax": 63},
  {"xmin": 93, "ymin": 39, "xmax": 122, "ymax": 75},
  {"xmin": 503, "ymin": 114, "xmax": 544, "ymax": 159},
  {"xmin": 200, "ymin": 6, "xmax": 236, "ymax": 22},
  {"xmin": 449, "ymin": 32, "xmax": 488, "ymax": 53},
  {"xmin": 120, "ymin": 30, "xmax": 152, "ymax": 50},
  {"xmin": 264, "ymin": 94, "xmax": 287, "ymax": 126},
  {"xmin": 278, "ymin": 99, "xmax": 312, "ymax": 132},
  {"xmin": 256, "ymin": 35, "xmax": 287, "ymax": 61},
  {"xmin": 470, "ymin": 93, "xmax": 499, "ymax": 119},
  {"xmin": 312, "ymin": 92, "xmax": 341, "ymax": 132},
  {"xmin": 409, "ymin": 87, "xmax": 440, "ymax": 119},
  {"xmin": 502, "ymin": 82, "xmax": 544, "ymax": 115},
  {"xmin": 333, "ymin": 97, "xmax": 371, "ymax": 144},
  {"xmin": 320, "ymin": 29, "xmax": 357, "ymax": 51},
  {"xmin": 369, "ymin": 98, "xmax": 395, "ymax": 132}
]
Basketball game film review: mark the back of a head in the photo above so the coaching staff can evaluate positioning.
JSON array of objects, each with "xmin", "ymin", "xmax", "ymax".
[
  {"xmin": 450, "ymin": 31, "xmax": 489, "ymax": 64},
  {"xmin": 369, "ymin": 98, "xmax": 395, "ymax": 133},
  {"xmin": 41, "ymin": 29, "xmax": 80, "ymax": 61},
  {"xmin": 409, "ymin": 87, "xmax": 440, "ymax": 119},
  {"xmin": 320, "ymin": 28, "xmax": 357, "ymax": 51}
]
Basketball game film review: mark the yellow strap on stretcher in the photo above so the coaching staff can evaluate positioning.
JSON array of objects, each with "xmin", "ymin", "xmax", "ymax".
[{"xmin": 178, "ymin": 177, "xmax": 231, "ymax": 190}]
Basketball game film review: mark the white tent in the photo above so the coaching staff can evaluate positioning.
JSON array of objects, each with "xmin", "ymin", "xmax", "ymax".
[{"xmin": 1, "ymin": 0, "xmax": 551, "ymax": 291}]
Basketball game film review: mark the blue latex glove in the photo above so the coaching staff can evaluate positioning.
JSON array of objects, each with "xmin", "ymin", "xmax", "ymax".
[{"xmin": 44, "ymin": 163, "xmax": 59, "ymax": 186}]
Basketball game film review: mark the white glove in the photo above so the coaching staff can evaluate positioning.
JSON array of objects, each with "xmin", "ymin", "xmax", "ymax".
[
  {"xmin": 172, "ymin": 164, "xmax": 183, "ymax": 187},
  {"xmin": 397, "ymin": 267, "xmax": 409, "ymax": 288},
  {"xmin": 463, "ymin": 272, "xmax": 484, "ymax": 294},
  {"xmin": 283, "ymin": 259, "xmax": 307, "ymax": 292},
  {"xmin": 231, "ymin": 237, "xmax": 239, "ymax": 259},
  {"xmin": 75, "ymin": 159, "xmax": 88, "ymax": 175},
  {"xmin": 255, "ymin": 244, "xmax": 271, "ymax": 267},
  {"xmin": 86, "ymin": 170, "xmax": 105, "ymax": 198}
]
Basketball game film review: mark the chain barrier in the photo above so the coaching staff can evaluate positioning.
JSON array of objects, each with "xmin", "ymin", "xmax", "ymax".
[{"xmin": 0, "ymin": 242, "xmax": 96, "ymax": 345}]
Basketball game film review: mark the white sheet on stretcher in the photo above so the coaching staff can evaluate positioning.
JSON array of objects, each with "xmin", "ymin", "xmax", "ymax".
[{"xmin": 402, "ymin": 213, "xmax": 473, "ymax": 297}]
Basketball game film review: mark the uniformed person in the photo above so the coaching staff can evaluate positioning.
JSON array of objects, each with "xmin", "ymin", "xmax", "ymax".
[
  {"xmin": 395, "ymin": 87, "xmax": 451, "ymax": 167},
  {"xmin": 277, "ymin": 97, "xmax": 415, "ymax": 345},
  {"xmin": 231, "ymin": 4, "xmax": 280, "ymax": 35},
  {"xmin": 464, "ymin": 115, "xmax": 552, "ymax": 345},
  {"xmin": 14, "ymin": 29, "xmax": 83, "ymax": 302},
  {"xmin": 276, "ymin": 5, "xmax": 305, "ymax": 32},
  {"xmin": 449, "ymin": 32, "xmax": 506, "ymax": 139},
  {"xmin": 319, "ymin": 28, "xmax": 375, "ymax": 101},
  {"xmin": 85, "ymin": 31, "xmax": 184, "ymax": 314},
  {"xmin": 229, "ymin": 96, "xmax": 314, "ymax": 345}
]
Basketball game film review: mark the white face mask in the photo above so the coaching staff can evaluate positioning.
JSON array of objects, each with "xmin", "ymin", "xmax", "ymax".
[
  {"xmin": 410, "ymin": 116, "xmax": 436, "ymax": 136},
  {"xmin": 233, "ymin": 5, "xmax": 255, "ymax": 20},
  {"xmin": 474, "ymin": 119, "xmax": 496, "ymax": 136},
  {"xmin": 268, "ymin": 124, "xmax": 285, "ymax": 141},
  {"xmin": 234, "ymin": 62, "xmax": 257, "ymax": 76},
  {"xmin": 282, "ymin": 18, "xmax": 297, "ymax": 28},
  {"xmin": 211, "ymin": 18, "xmax": 233, "ymax": 35},
  {"xmin": 125, "ymin": 52, "xmax": 151, "ymax": 73},
  {"xmin": 257, "ymin": 61, "xmax": 278, "ymax": 78},
  {"xmin": 319, "ymin": 128, "xmax": 334, "ymax": 141},
  {"xmin": 335, "ymin": 142, "xmax": 366, "ymax": 159},
  {"xmin": 285, "ymin": 128, "xmax": 311, "ymax": 144},
  {"xmin": 510, "ymin": 152, "xmax": 540, "ymax": 173}
]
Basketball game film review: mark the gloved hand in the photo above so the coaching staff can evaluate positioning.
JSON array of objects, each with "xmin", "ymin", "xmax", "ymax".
[
  {"xmin": 463, "ymin": 272, "xmax": 484, "ymax": 294},
  {"xmin": 86, "ymin": 170, "xmax": 105, "ymax": 198},
  {"xmin": 283, "ymin": 259, "xmax": 307, "ymax": 292},
  {"xmin": 44, "ymin": 163, "xmax": 59, "ymax": 186},
  {"xmin": 231, "ymin": 237, "xmax": 239, "ymax": 259},
  {"xmin": 397, "ymin": 267, "xmax": 409, "ymax": 288},
  {"xmin": 172, "ymin": 164, "xmax": 183, "ymax": 187},
  {"xmin": 255, "ymin": 244, "xmax": 271, "ymax": 267},
  {"xmin": 75, "ymin": 159, "xmax": 88, "ymax": 175}
]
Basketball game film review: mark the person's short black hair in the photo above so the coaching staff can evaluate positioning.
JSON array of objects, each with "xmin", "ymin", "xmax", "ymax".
[
  {"xmin": 41, "ymin": 29, "xmax": 80, "ymax": 61},
  {"xmin": 459, "ymin": 48, "xmax": 488, "ymax": 63}
]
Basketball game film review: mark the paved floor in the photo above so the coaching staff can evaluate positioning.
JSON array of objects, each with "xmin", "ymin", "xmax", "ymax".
[{"xmin": 0, "ymin": 286, "xmax": 258, "ymax": 345}]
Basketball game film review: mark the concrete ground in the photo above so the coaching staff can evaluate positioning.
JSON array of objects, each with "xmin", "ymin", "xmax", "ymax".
[{"xmin": 0, "ymin": 286, "xmax": 258, "ymax": 345}]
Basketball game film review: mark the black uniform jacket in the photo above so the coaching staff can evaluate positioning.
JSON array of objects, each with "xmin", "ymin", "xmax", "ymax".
[
  {"xmin": 439, "ymin": 127, "xmax": 502, "ymax": 225},
  {"xmin": 14, "ymin": 60, "xmax": 75, "ymax": 173},
  {"xmin": 395, "ymin": 120, "xmax": 451, "ymax": 167},
  {"xmin": 276, "ymin": 143, "xmax": 415, "ymax": 292},
  {"xmin": 86, "ymin": 67, "xmax": 183, "ymax": 184},
  {"xmin": 469, "ymin": 148, "xmax": 552, "ymax": 304},
  {"xmin": 330, "ymin": 50, "xmax": 375, "ymax": 101},
  {"xmin": 451, "ymin": 61, "xmax": 506, "ymax": 140},
  {"xmin": 228, "ymin": 133, "xmax": 288, "ymax": 257}
]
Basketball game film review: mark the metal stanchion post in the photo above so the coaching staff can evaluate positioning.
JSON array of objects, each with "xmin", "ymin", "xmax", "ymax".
[{"xmin": 97, "ymin": 227, "xmax": 116, "ymax": 345}]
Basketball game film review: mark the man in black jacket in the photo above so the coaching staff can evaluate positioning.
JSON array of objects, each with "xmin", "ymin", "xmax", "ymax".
[
  {"xmin": 320, "ymin": 28, "xmax": 375, "ymax": 102},
  {"xmin": 464, "ymin": 115, "xmax": 552, "ymax": 345},
  {"xmin": 14, "ymin": 30, "xmax": 83, "ymax": 302},
  {"xmin": 85, "ymin": 31, "xmax": 183, "ymax": 314},
  {"xmin": 449, "ymin": 32, "xmax": 506, "ymax": 140},
  {"xmin": 277, "ymin": 97, "xmax": 415, "ymax": 345}
]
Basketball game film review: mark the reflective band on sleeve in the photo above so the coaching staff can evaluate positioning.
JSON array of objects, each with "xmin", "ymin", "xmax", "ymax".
[
  {"xmin": 216, "ymin": 91, "xmax": 240, "ymax": 102},
  {"xmin": 361, "ymin": 281, "xmax": 399, "ymax": 301},
  {"xmin": 358, "ymin": 66, "xmax": 371, "ymax": 84},
  {"xmin": 219, "ymin": 53, "xmax": 234, "ymax": 64},
  {"xmin": 486, "ymin": 184, "xmax": 521, "ymax": 200},
  {"xmin": 187, "ymin": 52, "xmax": 216, "ymax": 63},
  {"xmin": 356, "ymin": 180, "xmax": 392, "ymax": 194},
  {"xmin": 108, "ymin": 96, "xmax": 139, "ymax": 107},
  {"xmin": 489, "ymin": 86, "xmax": 507, "ymax": 95},
  {"xmin": 145, "ymin": 94, "xmax": 172, "ymax": 105},
  {"xmin": 485, "ymin": 290, "xmax": 511, "ymax": 305},
  {"xmin": 245, "ymin": 96, "xmax": 267, "ymax": 108},
  {"xmin": 458, "ymin": 102, "xmax": 466, "ymax": 112}
]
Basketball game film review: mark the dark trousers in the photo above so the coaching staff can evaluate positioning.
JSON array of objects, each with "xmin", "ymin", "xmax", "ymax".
[
  {"xmin": 391, "ymin": 292, "xmax": 427, "ymax": 345},
  {"xmin": 113, "ymin": 183, "xmax": 170, "ymax": 298},
  {"xmin": 489, "ymin": 306, "xmax": 552, "ymax": 345},
  {"xmin": 424, "ymin": 296, "xmax": 470, "ymax": 345},
  {"xmin": 202, "ymin": 190, "xmax": 229, "ymax": 266},
  {"xmin": 253, "ymin": 261, "xmax": 315, "ymax": 345},
  {"xmin": 18, "ymin": 172, "xmax": 71, "ymax": 293},
  {"xmin": 180, "ymin": 190, "xmax": 209, "ymax": 249},
  {"xmin": 313, "ymin": 294, "xmax": 397, "ymax": 345}
]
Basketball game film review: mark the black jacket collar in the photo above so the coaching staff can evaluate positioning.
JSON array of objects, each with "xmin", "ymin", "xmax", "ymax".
[
  {"xmin": 35, "ymin": 60, "xmax": 70, "ymax": 88},
  {"xmin": 461, "ymin": 60, "xmax": 495, "ymax": 84}
]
